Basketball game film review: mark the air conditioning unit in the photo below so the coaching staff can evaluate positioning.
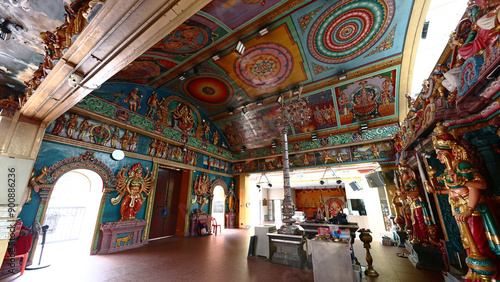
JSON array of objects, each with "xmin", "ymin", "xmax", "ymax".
[
  {"xmin": 349, "ymin": 181, "xmax": 362, "ymax": 191},
  {"xmin": 365, "ymin": 171, "xmax": 386, "ymax": 188}
]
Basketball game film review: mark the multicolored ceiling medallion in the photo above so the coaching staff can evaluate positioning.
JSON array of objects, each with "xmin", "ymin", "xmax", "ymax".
[
  {"xmin": 307, "ymin": 0, "xmax": 394, "ymax": 64},
  {"xmin": 183, "ymin": 75, "xmax": 233, "ymax": 106},
  {"xmin": 235, "ymin": 43, "xmax": 293, "ymax": 89}
]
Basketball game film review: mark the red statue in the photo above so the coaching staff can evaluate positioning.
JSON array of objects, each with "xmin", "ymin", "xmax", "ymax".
[{"xmin": 111, "ymin": 163, "xmax": 154, "ymax": 221}]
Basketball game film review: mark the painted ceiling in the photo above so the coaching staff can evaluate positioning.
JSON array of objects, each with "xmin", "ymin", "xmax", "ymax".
[{"xmin": 0, "ymin": 0, "xmax": 416, "ymax": 152}]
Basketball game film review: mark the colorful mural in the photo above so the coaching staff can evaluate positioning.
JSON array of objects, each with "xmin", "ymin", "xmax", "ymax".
[
  {"xmin": 351, "ymin": 141, "xmax": 393, "ymax": 162},
  {"xmin": 183, "ymin": 74, "xmax": 234, "ymax": 106},
  {"xmin": 306, "ymin": 0, "xmax": 395, "ymax": 64},
  {"xmin": 334, "ymin": 69, "xmax": 397, "ymax": 125},
  {"xmin": 215, "ymin": 23, "xmax": 307, "ymax": 98},
  {"xmin": 295, "ymin": 188, "xmax": 346, "ymax": 220},
  {"xmin": 147, "ymin": 14, "xmax": 228, "ymax": 62},
  {"xmin": 201, "ymin": 0, "xmax": 281, "ymax": 30},
  {"xmin": 109, "ymin": 56, "xmax": 177, "ymax": 84},
  {"xmin": 295, "ymin": 89, "xmax": 337, "ymax": 133}
]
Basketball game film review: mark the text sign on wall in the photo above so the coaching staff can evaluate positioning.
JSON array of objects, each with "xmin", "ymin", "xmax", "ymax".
[{"xmin": 0, "ymin": 156, "xmax": 34, "ymax": 206}]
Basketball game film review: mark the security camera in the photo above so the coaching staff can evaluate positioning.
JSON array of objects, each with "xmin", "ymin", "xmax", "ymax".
[
  {"xmin": 336, "ymin": 180, "xmax": 342, "ymax": 184},
  {"xmin": 68, "ymin": 72, "xmax": 84, "ymax": 87},
  {"xmin": 319, "ymin": 180, "xmax": 325, "ymax": 185},
  {"xmin": 268, "ymin": 183, "xmax": 272, "ymax": 187},
  {"xmin": 256, "ymin": 184, "xmax": 261, "ymax": 188}
]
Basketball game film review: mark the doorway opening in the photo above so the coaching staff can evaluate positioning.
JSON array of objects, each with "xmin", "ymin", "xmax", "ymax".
[
  {"xmin": 32, "ymin": 169, "xmax": 103, "ymax": 265},
  {"xmin": 211, "ymin": 185, "xmax": 225, "ymax": 233}
]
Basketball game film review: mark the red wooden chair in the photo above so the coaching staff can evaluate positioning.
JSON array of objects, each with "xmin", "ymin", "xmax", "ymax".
[{"xmin": 211, "ymin": 217, "xmax": 221, "ymax": 235}]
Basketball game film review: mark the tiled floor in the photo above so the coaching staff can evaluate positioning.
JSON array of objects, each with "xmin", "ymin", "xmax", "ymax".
[{"xmin": 2, "ymin": 228, "xmax": 444, "ymax": 282}]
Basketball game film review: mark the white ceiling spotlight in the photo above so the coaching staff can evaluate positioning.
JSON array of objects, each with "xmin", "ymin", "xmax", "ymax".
[
  {"xmin": 235, "ymin": 41, "xmax": 246, "ymax": 55},
  {"xmin": 111, "ymin": 150, "xmax": 125, "ymax": 161},
  {"xmin": 259, "ymin": 27, "xmax": 269, "ymax": 36}
]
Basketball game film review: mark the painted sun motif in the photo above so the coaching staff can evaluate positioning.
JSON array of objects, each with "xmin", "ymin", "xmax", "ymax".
[
  {"xmin": 183, "ymin": 75, "xmax": 233, "ymax": 106},
  {"xmin": 235, "ymin": 43, "xmax": 293, "ymax": 89},
  {"xmin": 307, "ymin": 0, "xmax": 394, "ymax": 64}
]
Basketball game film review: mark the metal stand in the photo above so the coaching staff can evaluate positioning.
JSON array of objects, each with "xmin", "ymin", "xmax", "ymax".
[{"xmin": 26, "ymin": 225, "xmax": 50, "ymax": 270}]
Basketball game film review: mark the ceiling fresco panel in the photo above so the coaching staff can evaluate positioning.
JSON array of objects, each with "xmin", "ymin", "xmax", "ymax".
[
  {"xmin": 290, "ymin": 0, "xmax": 412, "ymax": 82},
  {"xmin": 216, "ymin": 23, "xmax": 308, "ymax": 98},
  {"xmin": 145, "ymin": 14, "xmax": 228, "ymax": 62},
  {"xmin": 334, "ymin": 68, "xmax": 397, "ymax": 126},
  {"xmin": 109, "ymin": 56, "xmax": 178, "ymax": 84},
  {"xmin": 293, "ymin": 88, "xmax": 337, "ymax": 134},
  {"xmin": 201, "ymin": 0, "xmax": 283, "ymax": 30}
]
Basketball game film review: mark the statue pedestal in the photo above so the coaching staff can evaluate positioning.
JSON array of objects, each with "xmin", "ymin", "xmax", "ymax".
[
  {"xmin": 225, "ymin": 212, "xmax": 236, "ymax": 229},
  {"xmin": 268, "ymin": 233, "xmax": 307, "ymax": 269},
  {"xmin": 95, "ymin": 220, "xmax": 147, "ymax": 255},
  {"xmin": 405, "ymin": 241, "xmax": 445, "ymax": 271}
]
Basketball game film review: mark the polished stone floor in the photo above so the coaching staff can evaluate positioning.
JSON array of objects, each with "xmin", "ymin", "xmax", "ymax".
[{"xmin": 2, "ymin": 228, "xmax": 444, "ymax": 282}]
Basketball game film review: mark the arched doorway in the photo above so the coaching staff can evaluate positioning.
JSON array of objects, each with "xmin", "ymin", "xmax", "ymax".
[
  {"xmin": 33, "ymin": 169, "xmax": 103, "ymax": 264},
  {"xmin": 211, "ymin": 185, "xmax": 225, "ymax": 233}
]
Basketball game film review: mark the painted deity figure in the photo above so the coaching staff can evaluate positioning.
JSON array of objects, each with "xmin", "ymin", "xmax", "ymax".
[
  {"xmin": 78, "ymin": 117, "xmax": 91, "ymax": 141},
  {"xmin": 129, "ymin": 133, "xmax": 139, "ymax": 152},
  {"xmin": 398, "ymin": 160, "xmax": 432, "ymax": 245},
  {"xmin": 172, "ymin": 103, "xmax": 194, "ymax": 133},
  {"xmin": 226, "ymin": 182, "xmax": 236, "ymax": 213},
  {"xmin": 192, "ymin": 173, "xmax": 212, "ymax": 213},
  {"xmin": 111, "ymin": 163, "xmax": 154, "ymax": 221},
  {"xmin": 120, "ymin": 130, "xmax": 131, "ymax": 150},
  {"xmin": 338, "ymin": 91, "xmax": 350, "ymax": 121},
  {"xmin": 52, "ymin": 115, "xmax": 67, "ymax": 135},
  {"xmin": 146, "ymin": 91, "xmax": 159, "ymax": 118},
  {"xmin": 425, "ymin": 123, "xmax": 500, "ymax": 281},
  {"xmin": 124, "ymin": 88, "xmax": 140, "ymax": 112},
  {"xmin": 66, "ymin": 113, "xmax": 79, "ymax": 139}
]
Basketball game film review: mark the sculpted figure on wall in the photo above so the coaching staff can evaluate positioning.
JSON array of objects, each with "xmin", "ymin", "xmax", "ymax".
[
  {"xmin": 425, "ymin": 123, "xmax": 500, "ymax": 281},
  {"xmin": 111, "ymin": 163, "xmax": 154, "ymax": 221}
]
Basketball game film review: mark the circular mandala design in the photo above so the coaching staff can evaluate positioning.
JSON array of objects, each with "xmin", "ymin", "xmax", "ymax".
[
  {"xmin": 235, "ymin": 43, "xmax": 293, "ymax": 89},
  {"xmin": 183, "ymin": 75, "xmax": 233, "ymax": 106},
  {"xmin": 308, "ymin": 0, "xmax": 394, "ymax": 64}
]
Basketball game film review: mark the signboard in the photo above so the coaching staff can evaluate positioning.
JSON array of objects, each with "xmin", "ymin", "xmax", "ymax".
[{"xmin": 0, "ymin": 156, "xmax": 34, "ymax": 206}]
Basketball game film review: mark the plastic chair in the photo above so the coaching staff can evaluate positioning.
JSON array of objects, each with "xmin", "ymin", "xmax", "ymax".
[
  {"xmin": 2, "ymin": 221, "xmax": 31, "ymax": 275},
  {"xmin": 211, "ymin": 217, "xmax": 221, "ymax": 235}
]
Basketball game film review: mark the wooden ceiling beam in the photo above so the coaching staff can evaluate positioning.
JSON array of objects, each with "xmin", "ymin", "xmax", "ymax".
[{"xmin": 20, "ymin": 0, "xmax": 212, "ymax": 124}]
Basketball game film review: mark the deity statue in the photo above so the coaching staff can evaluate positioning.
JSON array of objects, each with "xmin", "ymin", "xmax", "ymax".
[
  {"xmin": 146, "ymin": 91, "xmax": 159, "ymax": 118},
  {"xmin": 226, "ymin": 181, "xmax": 237, "ymax": 213},
  {"xmin": 66, "ymin": 113, "xmax": 79, "ymax": 139},
  {"xmin": 398, "ymin": 160, "xmax": 432, "ymax": 245},
  {"xmin": 120, "ymin": 130, "xmax": 131, "ymax": 150},
  {"xmin": 26, "ymin": 167, "xmax": 48, "ymax": 204},
  {"xmin": 124, "ymin": 88, "xmax": 141, "ymax": 112},
  {"xmin": 191, "ymin": 173, "xmax": 212, "ymax": 213},
  {"xmin": 78, "ymin": 117, "xmax": 91, "ymax": 141},
  {"xmin": 111, "ymin": 163, "xmax": 154, "ymax": 221},
  {"xmin": 212, "ymin": 130, "xmax": 219, "ymax": 146},
  {"xmin": 110, "ymin": 127, "xmax": 120, "ymax": 148},
  {"xmin": 172, "ymin": 103, "xmax": 194, "ymax": 133},
  {"xmin": 129, "ymin": 133, "xmax": 139, "ymax": 152},
  {"xmin": 425, "ymin": 123, "xmax": 500, "ymax": 281},
  {"xmin": 52, "ymin": 115, "xmax": 67, "ymax": 136}
]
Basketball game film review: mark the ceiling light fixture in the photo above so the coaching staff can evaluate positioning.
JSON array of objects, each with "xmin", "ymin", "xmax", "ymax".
[
  {"xmin": 259, "ymin": 27, "xmax": 269, "ymax": 36},
  {"xmin": 179, "ymin": 73, "xmax": 186, "ymax": 80},
  {"xmin": 360, "ymin": 123, "xmax": 368, "ymax": 132},
  {"xmin": 242, "ymin": 106, "xmax": 248, "ymax": 114},
  {"xmin": 228, "ymin": 108, "xmax": 234, "ymax": 115},
  {"xmin": 256, "ymin": 99, "xmax": 263, "ymax": 106},
  {"xmin": 236, "ymin": 41, "xmax": 246, "ymax": 55},
  {"xmin": 212, "ymin": 54, "xmax": 220, "ymax": 61},
  {"xmin": 240, "ymin": 146, "xmax": 245, "ymax": 153},
  {"xmin": 271, "ymin": 140, "xmax": 277, "ymax": 148},
  {"xmin": 338, "ymin": 70, "xmax": 347, "ymax": 80},
  {"xmin": 311, "ymin": 133, "xmax": 317, "ymax": 141},
  {"xmin": 256, "ymin": 173, "xmax": 272, "ymax": 189}
]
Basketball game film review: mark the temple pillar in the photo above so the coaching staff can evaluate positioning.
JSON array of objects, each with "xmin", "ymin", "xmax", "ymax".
[{"xmin": 236, "ymin": 175, "xmax": 250, "ymax": 228}]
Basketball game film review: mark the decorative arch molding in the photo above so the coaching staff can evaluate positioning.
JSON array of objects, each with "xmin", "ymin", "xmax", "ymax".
[
  {"xmin": 41, "ymin": 150, "xmax": 115, "ymax": 188},
  {"xmin": 30, "ymin": 151, "xmax": 115, "ymax": 261},
  {"xmin": 211, "ymin": 176, "xmax": 228, "ymax": 194}
]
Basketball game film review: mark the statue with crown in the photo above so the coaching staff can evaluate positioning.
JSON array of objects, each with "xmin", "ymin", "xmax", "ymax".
[
  {"xmin": 111, "ymin": 163, "xmax": 155, "ymax": 221},
  {"xmin": 425, "ymin": 122, "xmax": 500, "ymax": 281}
]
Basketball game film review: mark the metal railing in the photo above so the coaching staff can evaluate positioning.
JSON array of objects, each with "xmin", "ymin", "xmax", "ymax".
[{"xmin": 44, "ymin": 207, "xmax": 86, "ymax": 243}]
